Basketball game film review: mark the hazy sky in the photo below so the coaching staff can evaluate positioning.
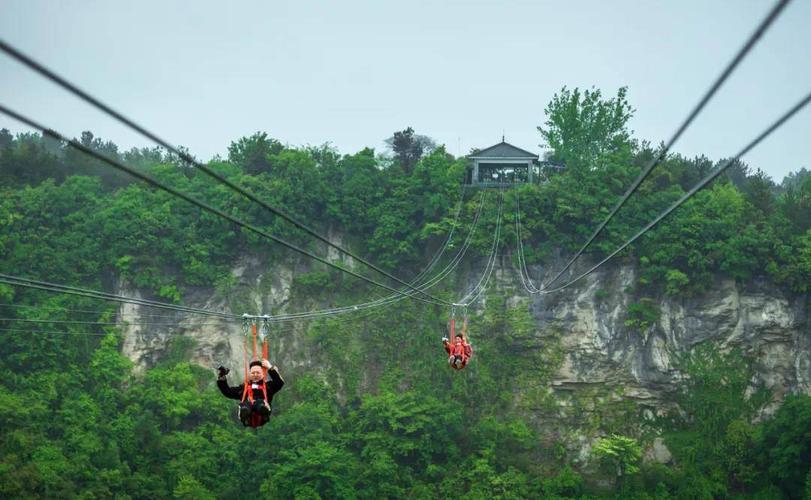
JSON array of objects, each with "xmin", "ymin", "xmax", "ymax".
[{"xmin": 1, "ymin": 0, "xmax": 809, "ymax": 182}]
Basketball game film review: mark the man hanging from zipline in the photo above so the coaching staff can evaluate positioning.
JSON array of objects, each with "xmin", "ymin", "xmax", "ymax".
[
  {"xmin": 217, "ymin": 315, "xmax": 284, "ymax": 427},
  {"xmin": 217, "ymin": 359, "xmax": 284, "ymax": 427}
]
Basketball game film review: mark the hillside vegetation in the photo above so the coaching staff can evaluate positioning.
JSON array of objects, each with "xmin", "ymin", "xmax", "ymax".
[{"xmin": 1, "ymin": 88, "xmax": 810, "ymax": 498}]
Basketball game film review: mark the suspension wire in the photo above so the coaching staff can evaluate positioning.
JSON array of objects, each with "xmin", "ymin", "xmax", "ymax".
[
  {"xmin": 0, "ymin": 302, "xmax": 189, "ymax": 319},
  {"xmin": 0, "ymin": 0, "xmax": 792, "ymax": 322},
  {"xmin": 514, "ymin": 191, "xmax": 541, "ymax": 294},
  {"xmin": 0, "ymin": 274, "xmax": 239, "ymax": 318},
  {"xmin": 518, "ymin": 199, "xmax": 540, "ymax": 293},
  {"xmin": 316, "ymin": 184, "xmax": 470, "ymax": 308},
  {"xmin": 539, "ymin": 90, "xmax": 811, "ymax": 294},
  {"xmin": 538, "ymin": 0, "xmax": 793, "ymax": 290},
  {"xmin": 458, "ymin": 187, "xmax": 504, "ymax": 306},
  {"xmin": 0, "ymin": 230, "xmax": 482, "ymax": 336},
  {"xmin": 0, "ymin": 190, "xmax": 484, "ymax": 326},
  {"xmin": 0, "ymin": 38, "xmax": 456, "ymax": 305},
  {"xmin": 458, "ymin": 191, "xmax": 500, "ymax": 305},
  {"xmin": 275, "ymin": 192, "xmax": 484, "ymax": 320},
  {"xmin": 0, "ymin": 106, "xmax": 450, "ymax": 307},
  {"xmin": 404, "ymin": 185, "xmax": 468, "ymax": 285},
  {"xmin": 0, "ymin": 325, "xmax": 290, "ymax": 339},
  {"xmin": 0, "ymin": 307, "xmax": 353, "ymax": 340},
  {"xmin": 280, "ymin": 293, "xmax": 425, "ymax": 329},
  {"xmin": 460, "ymin": 190, "xmax": 504, "ymax": 306},
  {"xmin": 0, "ymin": 188, "xmax": 475, "ymax": 324},
  {"xmin": 0, "ymin": 315, "xmax": 321, "ymax": 341},
  {"xmin": 0, "ymin": 192, "xmax": 486, "ymax": 326},
  {"xmin": 0, "ymin": 274, "xmax": 371, "ymax": 329},
  {"xmin": 0, "ymin": 285, "xmax": 430, "ymax": 341},
  {"xmin": 0, "ymin": 327, "xmax": 112, "ymax": 337},
  {"xmin": 0, "ymin": 317, "xmax": 230, "ymax": 327},
  {"xmin": 253, "ymin": 190, "xmax": 487, "ymax": 322}
]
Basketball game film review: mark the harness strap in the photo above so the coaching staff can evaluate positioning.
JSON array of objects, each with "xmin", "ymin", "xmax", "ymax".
[
  {"xmin": 242, "ymin": 316, "xmax": 275, "ymax": 409},
  {"xmin": 262, "ymin": 339, "xmax": 269, "ymax": 380},
  {"xmin": 243, "ymin": 379, "xmax": 269, "ymax": 405},
  {"xmin": 241, "ymin": 382, "xmax": 252, "ymax": 404},
  {"xmin": 462, "ymin": 316, "xmax": 470, "ymax": 359},
  {"xmin": 241, "ymin": 338, "xmax": 252, "ymax": 404},
  {"xmin": 242, "ymin": 321, "xmax": 262, "ymax": 404}
]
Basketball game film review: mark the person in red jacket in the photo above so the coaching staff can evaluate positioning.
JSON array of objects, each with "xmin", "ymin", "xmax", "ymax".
[
  {"xmin": 217, "ymin": 359, "xmax": 284, "ymax": 427},
  {"xmin": 443, "ymin": 329, "xmax": 473, "ymax": 370}
]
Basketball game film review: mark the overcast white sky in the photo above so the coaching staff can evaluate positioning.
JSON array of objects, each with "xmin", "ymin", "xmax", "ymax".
[{"xmin": 1, "ymin": 0, "xmax": 809, "ymax": 182}]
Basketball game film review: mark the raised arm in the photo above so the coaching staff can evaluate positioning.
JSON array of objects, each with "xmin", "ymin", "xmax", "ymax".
[
  {"xmin": 262, "ymin": 359, "xmax": 285, "ymax": 395},
  {"xmin": 217, "ymin": 370, "xmax": 244, "ymax": 400},
  {"xmin": 442, "ymin": 336, "xmax": 451, "ymax": 355}
]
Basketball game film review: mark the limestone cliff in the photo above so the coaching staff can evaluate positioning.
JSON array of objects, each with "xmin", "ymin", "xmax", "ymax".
[{"xmin": 114, "ymin": 251, "xmax": 809, "ymax": 461}]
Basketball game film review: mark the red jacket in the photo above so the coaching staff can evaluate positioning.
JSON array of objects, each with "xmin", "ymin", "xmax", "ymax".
[{"xmin": 445, "ymin": 339, "xmax": 472, "ymax": 360}]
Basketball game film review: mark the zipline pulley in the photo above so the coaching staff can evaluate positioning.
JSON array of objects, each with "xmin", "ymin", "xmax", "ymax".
[{"xmin": 261, "ymin": 314, "xmax": 270, "ymax": 341}]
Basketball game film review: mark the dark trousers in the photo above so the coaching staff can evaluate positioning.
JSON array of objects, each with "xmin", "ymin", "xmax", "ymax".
[{"xmin": 239, "ymin": 399, "xmax": 271, "ymax": 426}]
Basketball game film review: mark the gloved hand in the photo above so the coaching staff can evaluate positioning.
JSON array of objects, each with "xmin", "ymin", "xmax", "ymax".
[{"xmin": 217, "ymin": 366, "xmax": 230, "ymax": 378}]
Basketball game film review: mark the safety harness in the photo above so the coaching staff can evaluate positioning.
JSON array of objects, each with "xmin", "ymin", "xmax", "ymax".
[
  {"xmin": 240, "ymin": 315, "xmax": 271, "ymax": 417},
  {"xmin": 447, "ymin": 306, "xmax": 472, "ymax": 369}
]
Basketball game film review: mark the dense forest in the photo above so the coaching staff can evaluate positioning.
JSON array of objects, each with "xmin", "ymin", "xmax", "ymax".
[{"xmin": 1, "ymin": 87, "xmax": 810, "ymax": 498}]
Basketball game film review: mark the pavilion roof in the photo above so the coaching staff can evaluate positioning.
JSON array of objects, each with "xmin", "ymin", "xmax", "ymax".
[{"xmin": 468, "ymin": 141, "xmax": 538, "ymax": 160}]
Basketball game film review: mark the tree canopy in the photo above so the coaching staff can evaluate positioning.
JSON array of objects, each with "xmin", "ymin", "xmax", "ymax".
[{"xmin": 0, "ymin": 86, "xmax": 809, "ymax": 498}]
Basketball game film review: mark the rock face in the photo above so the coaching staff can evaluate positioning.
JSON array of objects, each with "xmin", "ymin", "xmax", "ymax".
[
  {"xmin": 117, "ymin": 254, "xmax": 294, "ymax": 373},
  {"xmin": 525, "ymin": 262, "xmax": 809, "ymax": 404},
  {"xmin": 115, "ymin": 251, "xmax": 809, "ymax": 459}
]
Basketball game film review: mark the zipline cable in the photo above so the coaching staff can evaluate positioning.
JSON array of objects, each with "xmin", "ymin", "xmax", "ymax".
[
  {"xmin": 0, "ymin": 327, "xmax": 111, "ymax": 337},
  {"xmin": 0, "ymin": 106, "xmax": 450, "ymax": 307},
  {"xmin": 0, "ymin": 286, "xmax": 437, "ymax": 340},
  {"xmin": 0, "ymin": 38, "xmax": 455, "ymax": 304},
  {"xmin": 0, "ymin": 302, "xmax": 191, "ymax": 319},
  {"xmin": 0, "ymin": 0, "xmax": 793, "ymax": 315},
  {"xmin": 460, "ymin": 191, "xmax": 503, "ymax": 306},
  {"xmin": 0, "ymin": 300, "xmax": 390, "ymax": 339},
  {"xmin": 0, "ymin": 187, "xmax": 474, "ymax": 323},
  {"xmin": 458, "ymin": 188, "xmax": 504, "ymax": 306},
  {"xmin": 0, "ymin": 317, "xmax": 231, "ymax": 326},
  {"xmin": 324, "ymin": 184, "xmax": 469, "ymax": 307},
  {"xmin": 0, "ymin": 192, "xmax": 483, "ymax": 325},
  {"xmin": 539, "ymin": 89, "xmax": 811, "ymax": 294},
  {"xmin": 402, "ymin": 185, "xmax": 468, "ymax": 285},
  {"xmin": 539, "ymin": 0, "xmax": 793, "ymax": 290},
  {"xmin": 0, "ymin": 192, "xmax": 482, "ymax": 325},
  {"xmin": 514, "ymin": 191, "xmax": 540, "ymax": 294},
  {"xmin": 0, "ymin": 273, "xmax": 239, "ymax": 319},
  {"xmin": 253, "ymin": 191, "xmax": 487, "ymax": 322}
]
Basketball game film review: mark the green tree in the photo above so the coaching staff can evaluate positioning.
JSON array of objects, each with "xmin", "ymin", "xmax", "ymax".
[
  {"xmin": 758, "ymin": 395, "xmax": 811, "ymax": 499},
  {"xmin": 227, "ymin": 131, "xmax": 284, "ymax": 175},
  {"xmin": 173, "ymin": 475, "xmax": 216, "ymax": 499},
  {"xmin": 661, "ymin": 344, "xmax": 770, "ymax": 496},
  {"xmin": 593, "ymin": 434, "xmax": 642, "ymax": 492},
  {"xmin": 385, "ymin": 126, "xmax": 436, "ymax": 174},
  {"xmin": 538, "ymin": 86, "xmax": 635, "ymax": 173}
]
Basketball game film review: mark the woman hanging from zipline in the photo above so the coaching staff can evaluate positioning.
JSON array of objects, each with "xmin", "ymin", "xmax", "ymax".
[
  {"xmin": 217, "ymin": 315, "xmax": 284, "ymax": 427},
  {"xmin": 443, "ymin": 307, "xmax": 473, "ymax": 370}
]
